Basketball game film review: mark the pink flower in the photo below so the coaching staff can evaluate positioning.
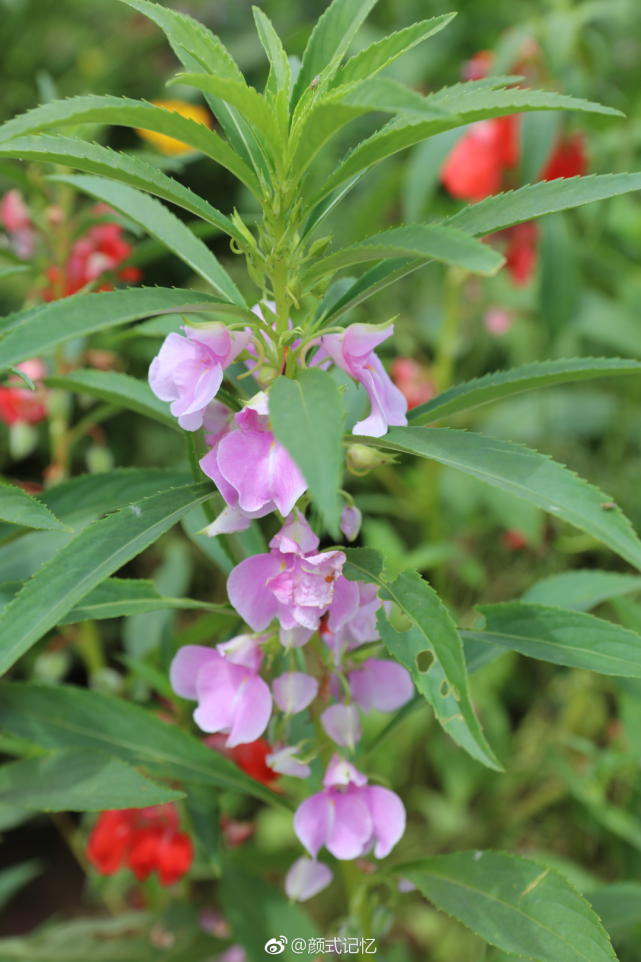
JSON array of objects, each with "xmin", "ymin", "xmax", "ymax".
[
  {"xmin": 340, "ymin": 505, "xmax": 362, "ymax": 542},
  {"xmin": 285, "ymin": 857, "xmax": 333, "ymax": 901},
  {"xmin": 348, "ymin": 659, "xmax": 414, "ymax": 714},
  {"xmin": 319, "ymin": 324, "xmax": 407, "ymax": 438},
  {"xmin": 149, "ymin": 324, "xmax": 250, "ymax": 431},
  {"xmin": 293, "ymin": 754, "xmax": 406, "ymax": 861},
  {"xmin": 320, "ymin": 704, "xmax": 361, "ymax": 750},
  {"xmin": 320, "ymin": 579, "xmax": 384, "ymax": 664},
  {"xmin": 272, "ymin": 672, "xmax": 319, "ymax": 715},
  {"xmin": 227, "ymin": 510, "xmax": 346, "ymax": 636},
  {"xmin": 483, "ymin": 308, "xmax": 513, "ymax": 337},
  {"xmin": 200, "ymin": 392, "xmax": 307, "ymax": 533},
  {"xmin": 169, "ymin": 637, "xmax": 272, "ymax": 747},
  {"xmin": 266, "ymin": 745, "xmax": 311, "ymax": 779},
  {"xmin": 0, "ymin": 189, "xmax": 35, "ymax": 259}
]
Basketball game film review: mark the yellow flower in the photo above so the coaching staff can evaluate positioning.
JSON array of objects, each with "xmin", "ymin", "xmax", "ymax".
[{"xmin": 135, "ymin": 99, "xmax": 212, "ymax": 155}]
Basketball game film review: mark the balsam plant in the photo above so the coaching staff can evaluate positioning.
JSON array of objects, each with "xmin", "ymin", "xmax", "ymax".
[{"xmin": 1, "ymin": 0, "xmax": 641, "ymax": 958}]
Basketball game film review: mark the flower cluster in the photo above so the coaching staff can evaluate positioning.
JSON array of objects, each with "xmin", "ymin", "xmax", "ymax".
[{"xmin": 87, "ymin": 804, "xmax": 193, "ymax": 886}]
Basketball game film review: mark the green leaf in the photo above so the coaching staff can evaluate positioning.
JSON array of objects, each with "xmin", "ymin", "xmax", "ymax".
[
  {"xmin": 409, "ymin": 357, "xmax": 641, "ymax": 425},
  {"xmin": 0, "ymin": 265, "xmax": 29, "ymax": 281},
  {"xmin": 461, "ymin": 602, "xmax": 641, "ymax": 677},
  {"xmin": 270, "ymin": 369, "xmax": 345, "ymax": 538},
  {"xmin": 44, "ymin": 370, "xmax": 178, "ymax": 431},
  {"xmin": 0, "ymin": 861, "xmax": 43, "ymax": 912},
  {"xmin": 0, "ymin": 135, "xmax": 244, "ymax": 242},
  {"xmin": 181, "ymin": 504, "xmax": 234, "ymax": 575},
  {"xmin": 343, "ymin": 548, "xmax": 502, "ymax": 771},
  {"xmin": 310, "ymin": 86, "xmax": 623, "ymax": 206},
  {"xmin": 0, "ymin": 481, "xmax": 72, "ymax": 533},
  {"xmin": 304, "ymin": 224, "xmax": 503, "ymax": 288},
  {"xmin": 253, "ymin": 7, "xmax": 291, "ymax": 102},
  {"xmin": 0, "ymin": 682, "xmax": 289, "ymax": 807},
  {"xmin": 57, "ymin": 577, "xmax": 233, "ymax": 624},
  {"xmin": 0, "ymin": 95, "xmax": 260, "ymax": 193},
  {"xmin": 0, "ymin": 482, "xmax": 213, "ymax": 674},
  {"xmin": 0, "ymin": 287, "xmax": 226, "ymax": 371},
  {"xmin": 317, "ymin": 257, "xmax": 423, "ymax": 324},
  {"xmin": 0, "ymin": 749, "xmax": 184, "ymax": 811},
  {"xmin": 363, "ymin": 427, "xmax": 641, "ymax": 571},
  {"xmin": 291, "ymin": 0, "xmax": 380, "ymax": 108},
  {"xmin": 397, "ymin": 850, "xmax": 616, "ymax": 962},
  {"xmin": 185, "ymin": 782, "xmax": 221, "ymax": 872},
  {"xmin": 539, "ymin": 213, "xmax": 580, "ymax": 336},
  {"xmin": 522, "ymin": 570, "xmax": 641, "ymax": 612},
  {"xmin": 221, "ymin": 862, "xmax": 321, "ymax": 962},
  {"xmin": 330, "ymin": 14, "xmax": 456, "ymax": 87},
  {"xmin": 586, "ymin": 882, "xmax": 641, "ymax": 936},
  {"xmin": 443, "ymin": 173, "xmax": 641, "ymax": 236},
  {"xmin": 49, "ymin": 175, "xmax": 244, "ymax": 306}
]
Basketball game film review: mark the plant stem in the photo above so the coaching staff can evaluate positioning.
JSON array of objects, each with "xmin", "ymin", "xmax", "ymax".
[{"xmin": 434, "ymin": 267, "xmax": 466, "ymax": 392}]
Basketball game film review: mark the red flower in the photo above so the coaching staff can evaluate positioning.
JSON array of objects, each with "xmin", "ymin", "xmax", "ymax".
[
  {"xmin": 204, "ymin": 733, "xmax": 280, "ymax": 789},
  {"xmin": 0, "ymin": 359, "xmax": 48, "ymax": 427},
  {"xmin": 501, "ymin": 222, "xmax": 539, "ymax": 286},
  {"xmin": 501, "ymin": 528, "xmax": 529, "ymax": 551},
  {"xmin": 440, "ymin": 116, "xmax": 519, "ymax": 202},
  {"xmin": 86, "ymin": 804, "xmax": 193, "ymax": 886},
  {"xmin": 390, "ymin": 358, "xmax": 436, "ymax": 410},
  {"xmin": 540, "ymin": 132, "xmax": 588, "ymax": 182}
]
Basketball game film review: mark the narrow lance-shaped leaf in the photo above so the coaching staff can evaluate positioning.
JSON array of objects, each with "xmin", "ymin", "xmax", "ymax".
[
  {"xmin": 0, "ymin": 135, "xmax": 245, "ymax": 242},
  {"xmin": 461, "ymin": 602, "xmax": 641, "ymax": 677},
  {"xmin": 522, "ymin": 569, "xmax": 641, "ymax": 611},
  {"xmin": 361, "ymin": 427, "xmax": 641, "ymax": 571},
  {"xmin": 0, "ymin": 682, "xmax": 290, "ymax": 807},
  {"xmin": 291, "ymin": 0, "xmax": 380, "ymax": 108},
  {"xmin": 49, "ymin": 175, "xmax": 245, "ymax": 306},
  {"xmin": 253, "ymin": 7, "xmax": 291, "ymax": 101},
  {"xmin": 44, "ymin": 370, "xmax": 178, "ymax": 432},
  {"xmin": 0, "ymin": 861, "xmax": 43, "ymax": 913},
  {"xmin": 317, "ymin": 257, "xmax": 423, "ymax": 324},
  {"xmin": 0, "ymin": 95, "xmax": 260, "ymax": 194},
  {"xmin": 343, "ymin": 548, "xmax": 503, "ymax": 771},
  {"xmin": 303, "ymin": 224, "xmax": 504, "ymax": 289},
  {"xmin": 409, "ymin": 357, "xmax": 641, "ymax": 425},
  {"xmin": 57, "ymin": 577, "xmax": 234, "ymax": 625},
  {"xmin": 0, "ymin": 482, "xmax": 214, "ymax": 674},
  {"xmin": 330, "ymin": 14, "xmax": 456, "ymax": 87},
  {"xmin": 270, "ymin": 369, "xmax": 345, "ymax": 539},
  {"xmin": 0, "ymin": 749, "xmax": 184, "ymax": 811},
  {"xmin": 585, "ymin": 883, "xmax": 641, "ymax": 936},
  {"xmin": 0, "ymin": 287, "xmax": 227, "ymax": 371},
  {"xmin": 396, "ymin": 851, "xmax": 617, "ymax": 962},
  {"xmin": 0, "ymin": 482, "xmax": 72, "ymax": 533}
]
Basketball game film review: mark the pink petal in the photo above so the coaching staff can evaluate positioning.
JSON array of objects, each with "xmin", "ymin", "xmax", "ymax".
[
  {"xmin": 202, "ymin": 504, "xmax": 252, "ymax": 536},
  {"xmin": 199, "ymin": 442, "xmax": 239, "ymax": 508},
  {"xmin": 285, "ymin": 858, "xmax": 333, "ymax": 901},
  {"xmin": 266, "ymin": 746, "xmax": 311, "ymax": 778},
  {"xmin": 269, "ymin": 509, "xmax": 319, "ymax": 556},
  {"xmin": 340, "ymin": 505, "xmax": 362, "ymax": 542},
  {"xmin": 169, "ymin": 645, "xmax": 221, "ymax": 700},
  {"xmin": 217, "ymin": 634, "xmax": 264, "ymax": 672},
  {"xmin": 267, "ymin": 441, "xmax": 308, "ymax": 517},
  {"xmin": 343, "ymin": 322, "xmax": 396, "ymax": 360},
  {"xmin": 193, "ymin": 658, "xmax": 246, "ymax": 733},
  {"xmin": 226, "ymin": 553, "xmax": 282, "ymax": 631},
  {"xmin": 273, "ymin": 672, "xmax": 319, "ymax": 715},
  {"xmin": 294, "ymin": 792, "xmax": 333, "ymax": 858},
  {"xmin": 227, "ymin": 673, "xmax": 273, "ymax": 747},
  {"xmin": 320, "ymin": 704, "xmax": 361, "ymax": 750},
  {"xmin": 349, "ymin": 659, "xmax": 414, "ymax": 714},
  {"xmin": 323, "ymin": 753, "xmax": 368, "ymax": 789},
  {"xmin": 279, "ymin": 625, "xmax": 315, "ymax": 649},
  {"xmin": 216, "ymin": 429, "xmax": 275, "ymax": 513},
  {"xmin": 149, "ymin": 332, "xmax": 196, "ymax": 402},
  {"xmin": 362, "ymin": 785, "xmax": 406, "ymax": 858},
  {"xmin": 326, "ymin": 788, "xmax": 372, "ymax": 860},
  {"xmin": 353, "ymin": 354, "xmax": 407, "ymax": 438},
  {"xmin": 326, "ymin": 578, "xmax": 360, "ymax": 633}
]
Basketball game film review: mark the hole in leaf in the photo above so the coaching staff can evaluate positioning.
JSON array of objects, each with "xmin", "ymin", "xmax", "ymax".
[
  {"xmin": 439, "ymin": 679, "xmax": 450, "ymax": 698},
  {"xmin": 416, "ymin": 650, "xmax": 434, "ymax": 674}
]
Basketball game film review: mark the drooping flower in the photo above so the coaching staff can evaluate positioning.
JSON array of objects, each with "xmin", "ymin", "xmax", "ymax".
[
  {"xmin": 200, "ymin": 392, "xmax": 308, "ymax": 534},
  {"xmin": 272, "ymin": 672, "xmax": 319, "ymax": 715},
  {"xmin": 293, "ymin": 754, "xmax": 406, "ymax": 861},
  {"xmin": 340, "ymin": 504, "xmax": 362, "ymax": 542},
  {"xmin": 227, "ymin": 510, "xmax": 345, "ymax": 637},
  {"xmin": 149, "ymin": 325, "xmax": 251, "ymax": 431},
  {"xmin": 170, "ymin": 637, "xmax": 272, "ymax": 747},
  {"xmin": 390, "ymin": 357, "xmax": 437, "ymax": 411},
  {"xmin": 266, "ymin": 745, "xmax": 311, "ymax": 779},
  {"xmin": 440, "ymin": 116, "xmax": 519, "ymax": 202},
  {"xmin": 540, "ymin": 132, "xmax": 588, "ymax": 182},
  {"xmin": 87, "ymin": 804, "xmax": 193, "ymax": 886},
  {"xmin": 0, "ymin": 359, "xmax": 48, "ymax": 427},
  {"xmin": 320, "ymin": 579, "xmax": 384, "ymax": 664},
  {"xmin": 318, "ymin": 324, "xmax": 407, "ymax": 438},
  {"xmin": 347, "ymin": 659, "xmax": 414, "ymax": 714},
  {"xmin": 285, "ymin": 857, "xmax": 333, "ymax": 901},
  {"xmin": 320, "ymin": 703, "xmax": 362, "ymax": 750},
  {"xmin": 135, "ymin": 99, "xmax": 213, "ymax": 155}
]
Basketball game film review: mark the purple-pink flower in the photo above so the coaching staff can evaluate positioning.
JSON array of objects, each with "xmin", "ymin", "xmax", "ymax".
[
  {"xmin": 320, "ymin": 703, "xmax": 362, "ymax": 750},
  {"xmin": 169, "ymin": 636, "xmax": 272, "ymax": 747},
  {"xmin": 340, "ymin": 504, "xmax": 362, "ymax": 542},
  {"xmin": 149, "ymin": 324, "xmax": 250, "ymax": 430},
  {"xmin": 266, "ymin": 745, "xmax": 311, "ymax": 779},
  {"xmin": 348, "ymin": 659, "xmax": 414, "ymax": 714},
  {"xmin": 293, "ymin": 754, "xmax": 406, "ymax": 861},
  {"xmin": 285, "ymin": 857, "xmax": 333, "ymax": 901},
  {"xmin": 227, "ymin": 510, "xmax": 345, "ymax": 636},
  {"xmin": 319, "ymin": 323, "xmax": 407, "ymax": 438},
  {"xmin": 320, "ymin": 579, "xmax": 384, "ymax": 663},
  {"xmin": 273, "ymin": 672, "xmax": 319, "ymax": 715},
  {"xmin": 200, "ymin": 392, "xmax": 307, "ymax": 534}
]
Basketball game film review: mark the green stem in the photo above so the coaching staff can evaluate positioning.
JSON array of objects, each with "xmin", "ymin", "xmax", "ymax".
[
  {"xmin": 434, "ymin": 267, "xmax": 466, "ymax": 392},
  {"xmin": 185, "ymin": 431, "xmax": 215, "ymax": 523}
]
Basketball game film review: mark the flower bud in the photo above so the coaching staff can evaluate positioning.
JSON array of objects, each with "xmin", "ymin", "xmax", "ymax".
[
  {"xmin": 346, "ymin": 444, "xmax": 398, "ymax": 474},
  {"xmin": 308, "ymin": 235, "xmax": 332, "ymax": 258},
  {"xmin": 340, "ymin": 504, "xmax": 362, "ymax": 541}
]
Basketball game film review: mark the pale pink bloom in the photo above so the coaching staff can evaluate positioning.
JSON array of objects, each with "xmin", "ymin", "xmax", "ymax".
[
  {"xmin": 272, "ymin": 672, "xmax": 318, "ymax": 715},
  {"xmin": 279, "ymin": 625, "xmax": 316, "ymax": 650},
  {"xmin": 0, "ymin": 189, "xmax": 31, "ymax": 231},
  {"xmin": 340, "ymin": 505, "xmax": 362, "ymax": 542},
  {"xmin": 200, "ymin": 392, "xmax": 307, "ymax": 531},
  {"xmin": 285, "ymin": 857, "xmax": 333, "ymax": 901},
  {"xmin": 320, "ymin": 579, "xmax": 384, "ymax": 664},
  {"xmin": 484, "ymin": 307, "xmax": 513, "ymax": 337},
  {"xmin": 319, "ymin": 323, "xmax": 407, "ymax": 437},
  {"xmin": 169, "ymin": 637, "xmax": 272, "ymax": 747},
  {"xmin": 320, "ymin": 704, "xmax": 361, "ymax": 750},
  {"xmin": 218, "ymin": 946, "xmax": 247, "ymax": 962},
  {"xmin": 227, "ymin": 511, "xmax": 346, "ymax": 634},
  {"xmin": 149, "ymin": 324, "xmax": 250, "ymax": 430},
  {"xmin": 293, "ymin": 754, "xmax": 406, "ymax": 860},
  {"xmin": 266, "ymin": 745, "xmax": 311, "ymax": 779},
  {"xmin": 348, "ymin": 659, "xmax": 414, "ymax": 714}
]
